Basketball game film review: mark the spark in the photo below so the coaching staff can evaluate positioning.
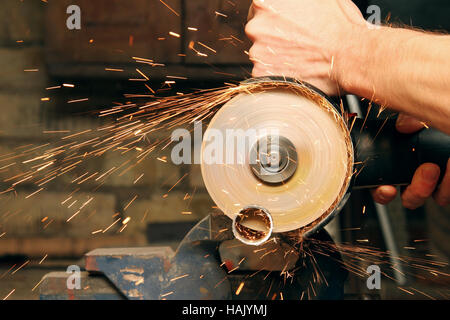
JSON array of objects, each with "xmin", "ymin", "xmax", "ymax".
[
  {"xmin": 170, "ymin": 274, "xmax": 189, "ymax": 282},
  {"xmin": 136, "ymin": 68, "xmax": 149, "ymax": 80},
  {"xmin": 169, "ymin": 31, "xmax": 180, "ymax": 38},
  {"xmin": 409, "ymin": 287, "xmax": 436, "ymax": 300},
  {"xmin": 25, "ymin": 188, "xmax": 44, "ymax": 199},
  {"xmin": 67, "ymin": 98, "xmax": 89, "ymax": 104},
  {"xmin": 46, "ymin": 85, "xmax": 60, "ymax": 91},
  {"xmin": 133, "ymin": 57, "xmax": 154, "ymax": 63},
  {"xmin": 3, "ymin": 289, "xmax": 15, "ymax": 300},
  {"xmin": 133, "ymin": 173, "xmax": 144, "ymax": 184},
  {"xmin": 159, "ymin": 0, "xmax": 179, "ymax": 16},
  {"xmin": 122, "ymin": 217, "xmax": 131, "ymax": 225},
  {"xmin": 166, "ymin": 75, "xmax": 188, "ymax": 80},
  {"xmin": 124, "ymin": 195, "xmax": 138, "ymax": 210},
  {"xmin": 61, "ymin": 196, "xmax": 72, "ymax": 205},
  {"xmin": 102, "ymin": 218, "xmax": 121, "ymax": 233},
  {"xmin": 43, "ymin": 130, "xmax": 69, "ymax": 133},
  {"xmin": 80, "ymin": 197, "xmax": 94, "ymax": 210},
  {"xmin": 141, "ymin": 209, "xmax": 149, "ymax": 223},
  {"xmin": 0, "ymin": 265, "xmax": 16, "ymax": 279},
  {"xmin": 62, "ymin": 129, "xmax": 92, "ymax": 139},
  {"xmin": 66, "ymin": 210, "xmax": 81, "ymax": 222},
  {"xmin": 160, "ymin": 291, "xmax": 174, "ymax": 298},
  {"xmin": 32, "ymin": 278, "xmax": 45, "ymax": 292},
  {"xmin": 167, "ymin": 173, "xmax": 188, "ymax": 193},
  {"xmin": 39, "ymin": 254, "xmax": 48, "ymax": 265},
  {"xmin": 197, "ymin": 42, "xmax": 217, "ymax": 53},
  {"xmin": 230, "ymin": 35, "xmax": 243, "ymax": 44},
  {"xmin": 105, "ymin": 68, "xmax": 124, "ymax": 72},
  {"xmin": 11, "ymin": 260, "xmax": 30, "ymax": 275},
  {"xmin": 420, "ymin": 122, "xmax": 429, "ymax": 129},
  {"xmin": 118, "ymin": 224, "xmax": 127, "ymax": 233},
  {"xmin": 235, "ymin": 282, "xmax": 245, "ymax": 295},
  {"xmin": 215, "ymin": 11, "xmax": 228, "ymax": 18},
  {"xmin": 398, "ymin": 287, "xmax": 414, "ymax": 295}
]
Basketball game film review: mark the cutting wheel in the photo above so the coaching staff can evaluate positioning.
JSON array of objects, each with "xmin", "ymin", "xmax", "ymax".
[{"xmin": 201, "ymin": 81, "xmax": 354, "ymax": 235}]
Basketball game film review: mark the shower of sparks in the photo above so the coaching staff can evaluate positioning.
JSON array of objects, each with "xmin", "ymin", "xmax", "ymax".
[
  {"xmin": 280, "ymin": 234, "xmax": 450, "ymax": 299},
  {"xmin": 0, "ymin": 83, "xmax": 243, "ymax": 207}
]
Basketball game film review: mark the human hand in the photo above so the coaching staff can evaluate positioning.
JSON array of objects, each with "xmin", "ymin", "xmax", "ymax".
[
  {"xmin": 371, "ymin": 114, "xmax": 450, "ymax": 209},
  {"xmin": 245, "ymin": 0, "xmax": 367, "ymax": 95}
]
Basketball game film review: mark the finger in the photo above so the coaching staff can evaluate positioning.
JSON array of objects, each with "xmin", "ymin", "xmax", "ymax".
[
  {"xmin": 396, "ymin": 113, "xmax": 425, "ymax": 134},
  {"xmin": 371, "ymin": 185, "xmax": 397, "ymax": 205},
  {"xmin": 402, "ymin": 163, "xmax": 440, "ymax": 209},
  {"xmin": 434, "ymin": 158, "xmax": 450, "ymax": 206}
]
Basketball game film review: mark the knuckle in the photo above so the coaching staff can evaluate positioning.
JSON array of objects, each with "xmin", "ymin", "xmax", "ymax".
[
  {"xmin": 244, "ymin": 20, "xmax": 258, "ymax": 37},
  {"xmin": 372, "ymin": 191, "xmax": 390, "ymax": 205},
  {"xmin": 408, "ymin": 185, "xmax": 431, "ymax": 199},
  {"xmin": 248, "ymin": 45, "xmax": 260, "ymax": 59}
]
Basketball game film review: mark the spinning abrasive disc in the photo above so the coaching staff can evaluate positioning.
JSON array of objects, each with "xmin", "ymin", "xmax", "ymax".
[{"xmin": 201, "ymin": 80, "xmax": 354, "ymax": 242}]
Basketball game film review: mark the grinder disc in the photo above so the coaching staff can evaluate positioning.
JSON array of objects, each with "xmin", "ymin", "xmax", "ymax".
[{"xmin": 201, "ymin": 83, "xmax": 353, "ymax": 234}]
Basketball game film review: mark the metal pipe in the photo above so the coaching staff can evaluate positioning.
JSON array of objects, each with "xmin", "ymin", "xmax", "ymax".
[{"xmin": 232, "ymin": 206, "xmax": 273, "ymax": 246}]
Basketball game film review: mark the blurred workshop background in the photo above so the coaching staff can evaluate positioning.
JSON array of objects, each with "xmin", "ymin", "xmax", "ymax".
[{"xmin": 0, "ymin": 0, "xmax": 448, "ymax": 299}]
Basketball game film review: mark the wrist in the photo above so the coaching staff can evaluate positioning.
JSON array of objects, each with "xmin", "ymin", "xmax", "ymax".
[{"xmin": 335, "ymin": 24, "xmax": 386, "ymax": 96}]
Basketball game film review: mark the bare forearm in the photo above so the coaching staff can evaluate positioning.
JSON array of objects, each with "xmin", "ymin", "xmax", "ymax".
[{"xmin": 339, "ymin": 26, "xmax": 450, "ymax": 134}]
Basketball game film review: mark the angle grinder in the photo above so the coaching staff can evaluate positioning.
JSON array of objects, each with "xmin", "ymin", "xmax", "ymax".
[{"xmin": 200, "ymin": 77, "xmax": 450, "ymax": 246}]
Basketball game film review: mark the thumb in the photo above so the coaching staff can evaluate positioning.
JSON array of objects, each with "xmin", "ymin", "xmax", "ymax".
[{"xmin": 396, "ymin": 113, "xmax": 426, "ymax": 134}]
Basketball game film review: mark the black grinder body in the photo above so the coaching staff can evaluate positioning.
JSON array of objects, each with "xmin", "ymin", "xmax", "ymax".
[{"xmin": 352, "ymin": 118, "xmax": 450, "ymax": 188}]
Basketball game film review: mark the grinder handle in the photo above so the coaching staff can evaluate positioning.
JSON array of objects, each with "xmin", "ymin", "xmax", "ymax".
[{"xmin": 352, "ymin": 118, "xmax": 450, "ymax": 188}]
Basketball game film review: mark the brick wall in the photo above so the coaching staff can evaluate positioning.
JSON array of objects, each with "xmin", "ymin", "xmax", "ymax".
[{"xmin": 0, "ymin": 0, "xmax": 230, "ymax": 258}]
